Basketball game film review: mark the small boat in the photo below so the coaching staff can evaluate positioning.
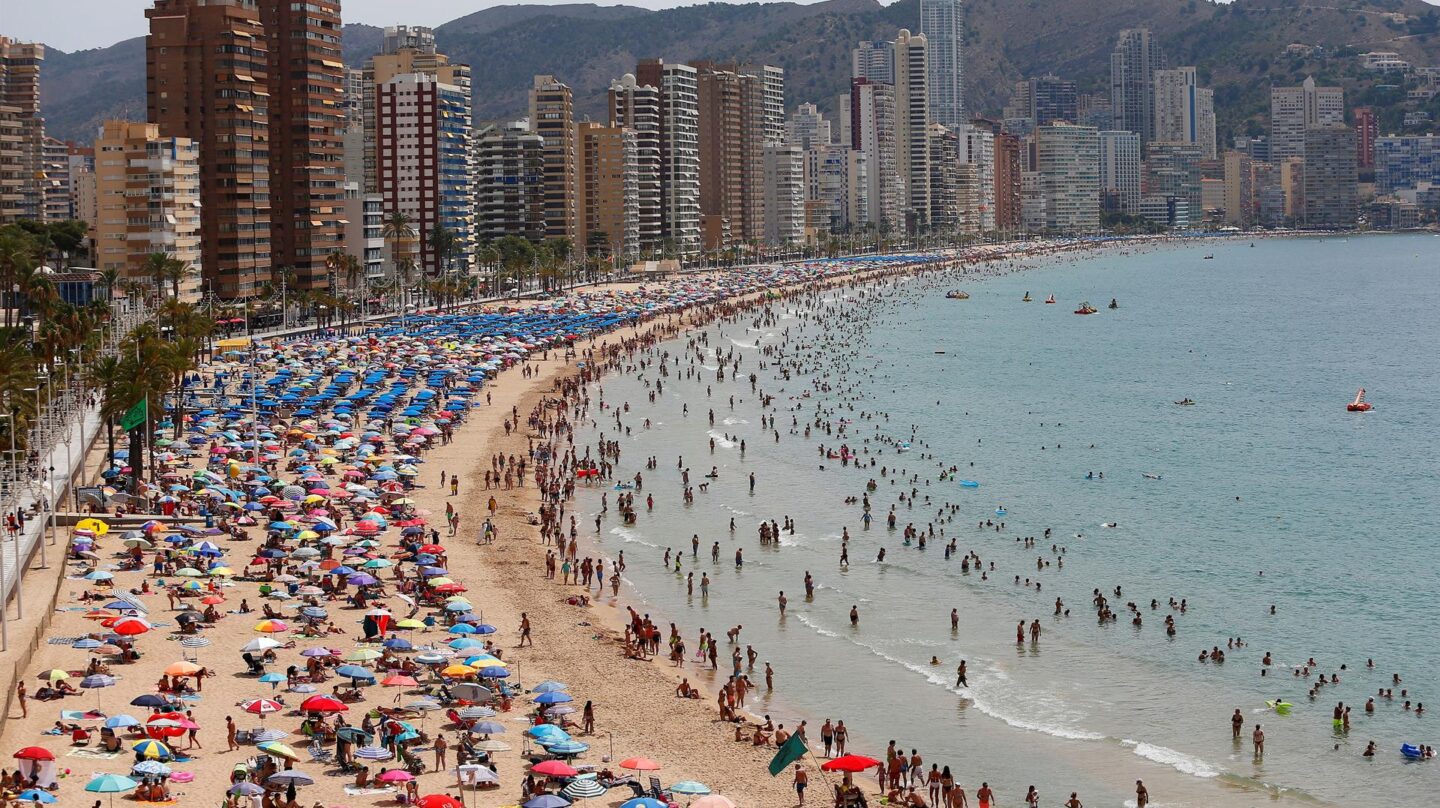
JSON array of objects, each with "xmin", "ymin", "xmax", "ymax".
[
  {"xmin": 1108, "ymin": 298, "xmax": 1119, "ymax": 309},
  {"xmin": 945, "ymin": 290, "xmax": 970, "ymax": 300},
  {"xmin": 1346, "ymin": 388, "xmax": 1373, "ymax": 412},
  {"xmin": 1044, "ymin": 295, "xmax": 1056, "ymax": 304},
  {"xmin": 1022, "ymin": 292, "xmax": 1033, "ymax": 302},
  {"xmin": 1142, "ymin": 473, "xmax": 1163, "ymax": 480},
  {"xmin": 1202, "ymin": 254, "xmax": 1214, "ymax": 260},
  {"xmin": 1174, "ymin": 398, "xmax": 1195, "ymax": 406},
  {"xmin": 1074, "ymin": 302, "xmax": 1098, "ymax": 315}
]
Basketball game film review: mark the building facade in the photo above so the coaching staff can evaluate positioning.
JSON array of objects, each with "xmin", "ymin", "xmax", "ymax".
[
  {"xmin": 529, "ymin": 75, "xmax": 579, "ymax": 241},
  {"xmin": 1099, "ymin": 130, "xmax": 1142, "ymax": 213},
  {"xmin": 1301, "ymin": 124, "xmax": 1357, "ymax": 228},
  {"xmin": 849, "ymin": 78, "xmax": 902, "ymax": 232},
  {"xmin": 474, "ymin": 122, "xmax": 545, "ymax": 243},
  {"xmin": 1035, "ymin": 123, "xmax": 1100, "ymax": 232},
  {"xmin": 762, "ymin": 142, "xmax": 806, "ymax": 246},
  {"xmin": 375, "ymin": 72, "xmax": 474, "ymax": 274},
  {"xmin": 1144, "ymin": 142, "xmax": 1204, "ymax": 226},
  {"xmin": 146, "ymin": 0, "xmax": 271, "ymax": 298},
  {"xmin": 635, "ymin": 59, "xmax": 701, "ymax": 256},
  {"xmin": 1374, "ymin": 135, "xmax": 1438, "ymax": 194},
  {"xmin": 920, "ymin": 0, "xmax": 965, "ymax": 130},
  {"xmin": 1111, "ymin": 28, "xmax": 1165, "ymax": 146},
  {"xmin": 894, "ymin": 30, "xmax": 931, "ymax": 232},
  {"xmin": 1153, "ymin": 67, "xmax": 1216, "ymax": 159},
  {"xmin": 1353, "ymin": 106, "xmax": 1377, "ymax": 170},
  {"xmin": 0, "ymin": 37, "xmax": 46, "ymax": 223},
  {"xmin": 1270, "ymin": 77, "xmax": 1344, "ymax": 162},
  {"xmin": 575, "ymin": 121, "xmax": 640, "ymax": 260},
  {"xmin": 609, "ymin": 74, "xmax": 664, "ymax": 255},
  {"xmin": 92, "ymin": 121, "xmax": 202, "ymax": 300}
]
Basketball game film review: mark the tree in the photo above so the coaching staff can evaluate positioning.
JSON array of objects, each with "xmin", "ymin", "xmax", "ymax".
[
  {"xmin": 142, "ymin": 252, "xmax": 194, "ymax": 299},
  {"xmin": 87, "ymin": 355, "xmax": 130, "ymax": 467}
]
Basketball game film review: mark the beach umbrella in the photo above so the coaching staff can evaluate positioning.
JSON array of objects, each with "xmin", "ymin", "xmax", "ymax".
[
  {"xmin": 241, "ymin": 638, "xmax": 281, "ymax": 653},
  {"xmin": 253, "ymin": 619, "xmax": 288, "ymax": 633},
  {"xmin": 36, "ymin": 669, "xmax": 70, "ymax": 683},
  {"xmin": 228, "ymin": 783, "xmax": 265, "ymax": 797},
  {"xmin": 417, "ymin": 796, "xmax": 464, "ymax": 808},
  {"xmin": 618, "ymin": 800, "xmax": 666, "ymax": 808},
  {"xmin": 525, "ymin": 725, "xmax": 569, "ymax": 742},
  {"xmin": 11, "ymin": 748, "xmax": 54, "ymax": 761},
  {"xmin": 473, "ymin": 739, "xmax": 510, "ymax": 752},
  {"xmin": 111, "ymin": 617, "xmax": 151, "ymax": 636},
  {"xmin": 250, "ymin": 729, "xmax": 289, "ymax": 743},
  {"xmin": 258, "ymin": 672, "xmax": 287, "ymax": 688},
  {"xmin": 104, "ymin": 715, "xmax": 140, "ymax": 730},
  {"xmin": 457, "ymin": 706, "xmax": 495, "ymax": 719},
  {"xmin": 381, "ymin": 674, "xmax": 418, "ymax": 688},
  {"xmin": 343, "ymin": 648, "xmax": 382, "ymax": 662},
  {"xmin": 130, "ymin": 740, "xmax": 172, "ymax": 760},
  {"xmin": 130, "ymin": 694, "xmax": 169, "ymax": 708},
  {"xmin": 267, "ymin": 771, "xmax": 315, "ymax": 787},
  {"xmin": 562, "ymin": 780, "xmax": 607, "ymax": 801},
  {"xmin": 619, "ymin": 757, "xmax": 661, "ymax": 772},
  {"xmin": 532, "ymin": 680, "xmax": 569, "ymax": 694},
  {"xmin": 545, "ymin": 740, "xmax": 589, "ymax": 756},
  {"xmin": 242, "ymin": 698, "xmax": 284, "ymax": 717},
  {"xmin": 335, "ymin": 665, "xmax": 375, "ymax": 681},
  {"xmin": 669, "ymin": 781, "xmax": 711, "ymax": 796},
  {"xmin": 15, "ymin": 790, "xmax": 57, "ymax": 804},
  {"xmin": 131, "ymin": 761, "xmax": 171, "ymax": 777},
  {"xmin": 354, "ymin": 746, "xmax": 392, "ymax": 761},
  {"xmin": 530, "ymin": 760, "xmax": 578, "ymax": 777},
  {"xmin": 534, "ymin": 691, "xmax": 572, "ymax": 705},
  {"xmin": 85, "ymin": 774, "xmax": 137, "ymax": 808},
  {"xmin": 257, "ymin": 741, "xmax": 299, "ymax": 761},
  {"xmin": 164, "ymin": 661, "xmax": 203, "ymax": 677},
  {"xmin": 299, "ymin": 695, "xmax": 347, "ymax": 713},
  {"xmin": 468, "ymin": 721, "xmax": 505, "ymax": 735},
  {"xmin": 377, "ymin": 770, "xmax": 413, "ymax": 783},
  {"xmin": 821, "ymin": 754, "xmax": 881, "ymax": 772},
  {"xmin": 334, "ymin": 727, "xmax": 372, "ymax": 744}
]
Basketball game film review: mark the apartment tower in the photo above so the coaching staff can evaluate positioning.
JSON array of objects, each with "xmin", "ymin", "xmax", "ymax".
[
  {"xmin": 1110, "ymin": 28, "xmax": 1165, "ymax": 146},
  {"xmin": 0, "ymin": 37, "xmax": 46, "ymax": 223},
  {"xmin": 609, "ymin": 74, "xmax": 663, "ymax": 254},
  {"xmin": 575, "ymin": 121, "xmax": 640, "ymax": 260},
  {"xmin": 147, "ymin": 0, "xmax": 271, "ymax": 298},
  {"xmin": 635, "ymin": 59, "xmax": 701, "ymax": 256},
  {"xmin": 919, "ymin": 0, "xmax": 965, "ymax": 130},
  {"xmin": 530, "ymin": 75, "xmax": 579, "ymax": 241},
  {"xmin": 93, "ymin": 121, "xmax": 203, "ymax": 299},
  {"xmin": 1270, "ymin": 77, "xmax": 1344, "ymax": 162},
  {"xmin": 894, "ymin": 30, "xmax": 931, "ymax": 231}
]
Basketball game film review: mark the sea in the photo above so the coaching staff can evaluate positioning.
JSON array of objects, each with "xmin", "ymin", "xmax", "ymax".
[{"xmin": 575, "ymin": 234, "xmax": 1440, "ymax": 807}]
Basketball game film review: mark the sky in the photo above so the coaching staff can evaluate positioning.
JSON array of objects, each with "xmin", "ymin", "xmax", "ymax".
[{"xmin": 7, "ymin": 0, "xmax": 868, "ymax": 53}]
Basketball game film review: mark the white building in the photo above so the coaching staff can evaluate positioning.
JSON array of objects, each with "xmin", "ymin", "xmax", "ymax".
[
  {"xmin": 894, "ymin": 29, "xmax": 931, "ymax": 231},
  {"xmin": 786, "ymin": 103, "xmax": 833, "ymax": 150},
  {"xmin": 957, "ymin": 124, "xmax": 995, "ymax": 233},
  {"xmin": 1036, "ymin": 123, "xmax": 1100, "ymax": 232},
  {"xmin": 920, "ymin": 0, "xmax": 965, "ymax": 130},
  {"xmin": 1153, "ymin": 67, "xmax": 1216, "ymax": 159},
  {"xmin": 849, "ymin": 79, "xmax": 903, "ymax": 232},
  {"xmin": 1270, "ymin": 77, "xmax": 1344, "ymax": 161},
  {"xmin": 1099, "ymin": 130, "xmax": 1141, "ymax": 213},
  {"xmin": 762, "ymin": 143, "xmax": 805, "ymax": 246}
]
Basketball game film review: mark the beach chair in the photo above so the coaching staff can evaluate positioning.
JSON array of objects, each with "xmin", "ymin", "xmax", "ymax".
[
  {"xmin": 647, "ymin": 776, "xmax": 665, "ymax": 800},
  {"xmin": 306, "ymin": 741, "xmax": 333, "ymax": 765}
]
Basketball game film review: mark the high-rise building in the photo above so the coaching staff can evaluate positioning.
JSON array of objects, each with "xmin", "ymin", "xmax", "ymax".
[
  {"xmin": 67, "ymin": 144, "xmax": 96, "ymax": 227},
  {"xmin": 529, "ymin": 76, "xmax": 579, "ymax": 241},
  {"xmin": 894, "ymin": 30, "xmax": 930, "ymax": 232},
  {"xmin": 920, "ymin": 0, "xmax": 965, "ymax": 130},
  {"xmin": 739, "ymin": 63, "xmax": 787, "ymax": 145},
  {"xmin": 1153, "ymin": 67, "xmax": 1216, "ymax": 159},
  {"xmin": 342, "ymin": 184, "xmax": 385, "ymax": 285},
  {"xmin": 92, "ymin": 121, "xmax": 202, "ymax": 300},
  {"xmin": 762, "ymin": 142, "xmax": 805, "ymax": 246},
  {"xmin": 1353, "ymin": 106, "xmax": 1378, "ymax": 170},
  {"xmin": 1301, "ymin": 124, "xmax": 1357, "ymax": 228},
  {"xmin": 1035, "ymin": 123, "xmax": 1100, "ymax": 232},
  {"xmin": 992, "ymin": 128, "xmax": 1023, "ymax": 234},
  {"xmin": 1099, "ymin": 130, "xmax": 1142, "ymax": 213},
  {"xmin": 1270, "ymin": 77, "xmax": 1344, "ymax": 162},
  {"xmin": 694, "ymin": 65, "xmax": 743, "ymax": 248},
  {"xmin": 786, "ymin": 103, "xmax": 832, "ymax": 151},
  {"xmin": 803, "ymin": 143, "xmax": 868, "ymax": 235},
  {"xmin": 928, "ymin": 124, "xmax": 960, "ymax": 233},
  {"xmin": 609, "ymin": 74, "xmax": 663, "ymax": 254},
  {"xmin": 376, "ymin": 71, "xmax": 473, "ymax": 274},
  {"xmin": 362, "ymin": 27, "xmax": 470, "ymax": 195},
  {"xmin": 0, "ymin": 37, "xmax": 46, "ymax": 223},
  {"xmin": 147, "ymin": 0, "xmax": 271, "ymax": 298},
  {"xmin": 1029, "ymin": 76, "xmax": 1078, "ymax": 126},
  {"xmin": 474, "ymin": 121, "xmax": 545, "ymax": 243},
  {"xmin": 1144, "ymin": 142, "xmax": 1204, "ymax": 226},
  {"xmin": 1222, "ymin": 150, "xmax": 1257, "ymax": 227},
  {"xmin": 260, "ymin": 0, "xmax": 344, "ymax": 291},
  {"xmin": 849, "ymin": 78, "xmax": 902, "ymax": 232},
  {"xmin": 576, "ymin": 121, "xmax": 639, "ymax": 260},
  {"xmin": 42, "ymin": 137, "xmax": 72, "ymax": 222},
  {"xmin": 957, "ymin": 124, "xmax": 994, "ymax": 233},
  {"xmin": 1374, "ymin": 135, "xmax": 1440, "ymax": 194},
  {"xmin": 635, "ymin": 59, "xmax": 701, "ymax": 256},
  {"xmin": 1110, "ymin": 28, "xmax": 1165, "ymax": 146},
  {"xmin": 852, "ymin": 41, "xmax": 895, "ymax": 85},
  {"xmin": 1078, "ymin": 93, "xmax": 1113, "ymax": 131}
]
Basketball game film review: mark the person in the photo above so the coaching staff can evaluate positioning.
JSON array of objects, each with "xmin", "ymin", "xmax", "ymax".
[
  {"xmin": 582, "ymin": 700, "xmax": 595, "ymax": 734},
  {"xmin": 821, "ymin": 719, "xmax": 834, "ymax": 758},
  {"xmin": 433, "ymin": 734, "xmax": 447, "ymax": 770},
  {"xmin": 1252, "ymin": 724, "xmax": 1264, "ymax": 758},
  {"xmin": 955, "ymin": 660, "xmax": 968, "ymax": 688},
  {"xmin": 1064, "ymin": 793, "xmax": 1084, "ymax": 808},
  {"xmin": 1135, "ymin": 780, "xmax": 1149, "ymax": 808},
  {"xmin": 1024, "ymin": 785, "xmax": 1039, "ymax": 807},
  {"xmin": 518, "ymin": 613, "xmax": 532, "ymax": 647},
  {"xmin": 977, "ymin": 781, "xmax": 995, "ymax": 808},
  {"xmin": 1231, "ymin": 708, "xmax": 1244, "ymax": 739},
  {"xmin": 16, "ymin": 681, "xmax": 26, "ymax": 719},
  {"xmin": 793, "ymin": 764, "xmax": 808, "ymax": 804}
]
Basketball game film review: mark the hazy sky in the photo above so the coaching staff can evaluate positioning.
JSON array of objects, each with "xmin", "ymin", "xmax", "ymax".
[{"xmin": 8, "ymin": 0, "xmax": 873, "ymax": 52}]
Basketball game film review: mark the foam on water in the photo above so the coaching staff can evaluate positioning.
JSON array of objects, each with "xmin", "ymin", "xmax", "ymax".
[
  {"xmin": 721, "ymin": 417, "xmax": 749, "ymax": 426},
  {"xmin": 608, "ymin": 525, "xmax": 660, "ymax": 549},
  {"xmin": 1123, "ymin": 741, "xmax": 1221, "ymax": 779},
  {"xmin": 705, "ymin": 430, "xmax": 736, "ymax": 449}
]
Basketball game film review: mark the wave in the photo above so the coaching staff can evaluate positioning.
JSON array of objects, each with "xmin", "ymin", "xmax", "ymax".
[
  {"xmin": 608, "ymin": 525, "xmax": 661, "ymax": 549},
  {"xmin": 721, "ymin": 417, "xmax": 749, "ymax": 426},
  {"xmin": 728, "ymin": 338, "xmax": 757, "ymax": 349},
  {"xmin": 706, "ymin": 430, "xmax": 736, "ymax": 449},
  {"xmin": 1123, "ymin": 740, "xmax": 1221, "ymax": 778}
]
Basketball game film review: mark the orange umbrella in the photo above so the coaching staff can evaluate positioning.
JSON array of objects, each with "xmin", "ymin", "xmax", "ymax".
[{"xmin": 619, "ymin": 757, "xmax": 661, "ymax": 771}]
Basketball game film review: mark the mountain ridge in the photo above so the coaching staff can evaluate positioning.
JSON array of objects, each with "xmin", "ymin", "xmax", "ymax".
[{"xmin": 35, "ymin": 0, "xmax": 1440, "ymax": 145}]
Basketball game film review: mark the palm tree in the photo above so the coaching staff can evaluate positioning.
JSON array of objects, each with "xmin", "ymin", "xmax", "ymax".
[
  {"xmin": 142, "ymin": 252, "xmax": 194, "ymax": 299},
  {"xmin": 87, "ymin": 355, "xmax": 130, "ymax": 467}
]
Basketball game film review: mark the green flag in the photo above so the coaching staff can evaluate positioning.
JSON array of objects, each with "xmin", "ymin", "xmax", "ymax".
[
  {"xmin": 768, "ymin": 731, "xmax": 807, "ymax": 776},
  {"xmin": 120, "ymin": 400, "xmax": 147, "ymax": 432}
]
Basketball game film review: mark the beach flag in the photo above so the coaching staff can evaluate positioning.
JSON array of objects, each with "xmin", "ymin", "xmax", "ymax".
[
  {"xmin": 768, "ymin": 732, "xmax": 808, "ymax": 776},
  {"xmin": 120, "ymin": 400, "xmax": 147, "ymax": 432}
]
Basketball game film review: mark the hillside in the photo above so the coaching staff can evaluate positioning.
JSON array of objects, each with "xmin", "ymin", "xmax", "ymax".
[{"xmin": 36, "ymin": 0, "xmax": 1440, "ymax": 145}]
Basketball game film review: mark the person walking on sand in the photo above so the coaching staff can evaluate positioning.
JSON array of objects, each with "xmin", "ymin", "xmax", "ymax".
[
  {"xmin": 519, "ymin": 613, "xmax": 533, "ymax": 647},
  {"xmin": 793, "ymin": 764, "xmax": 808, "ymax": 804},
  {"xmin": 433, "ymin": 734, "xmax": 447, "ymax": 770},
  {"xmin": 16, "ymin": 681, "xmax": 26, "ymax": 719},
  {"xmin": 226, "ymin": 715, "xmax": 239, "ymax": 751},
  {"xmin": 977, "ymin": 782, "xmax": 995, "ymax": 808}
]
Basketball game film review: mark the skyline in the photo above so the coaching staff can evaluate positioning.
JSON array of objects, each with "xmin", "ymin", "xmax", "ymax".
[{"xmin": 8, "ymin": 0, "xmax": 892, "ymax": 53}]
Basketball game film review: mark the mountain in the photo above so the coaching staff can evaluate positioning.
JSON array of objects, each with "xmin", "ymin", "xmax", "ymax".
[{"xmin": 37, "ymin": 0, "xmax": 1440, "ymax": 145}]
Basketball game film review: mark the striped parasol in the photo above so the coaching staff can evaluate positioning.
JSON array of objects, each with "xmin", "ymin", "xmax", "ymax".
[{"xmin": 561, "ymin": 779, "xmax": 607, "ymax": 800}]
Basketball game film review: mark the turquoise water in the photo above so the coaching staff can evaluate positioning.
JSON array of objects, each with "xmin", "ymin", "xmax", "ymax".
[{"xmin": 578, "ymin": 235, "xmax": 1440, "ymax": 807}]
